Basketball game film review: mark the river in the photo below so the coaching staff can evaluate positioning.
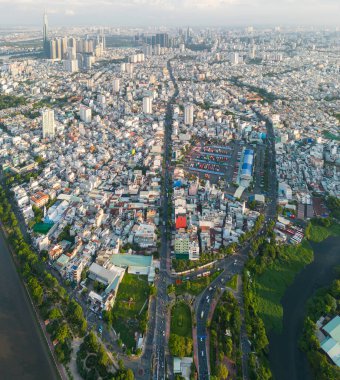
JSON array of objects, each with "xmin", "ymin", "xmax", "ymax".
[
  {"xmin": 268, "ymin": 236, "xmax": 340, "ymax": 380},
  {"xmin": 0, "ymin": 227, "xmax": 60, "ymax": 379}
]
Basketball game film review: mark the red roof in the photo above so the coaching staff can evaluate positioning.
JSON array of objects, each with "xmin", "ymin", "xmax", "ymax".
[{"xmin": 176, "ymin": 216, "xmax": 187, "ymax": 229}]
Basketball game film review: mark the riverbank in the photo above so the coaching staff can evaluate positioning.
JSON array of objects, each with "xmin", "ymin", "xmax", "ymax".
[
  {"xmin": 253, "ymin": 241, "xmax": 314, "ymax": 333},
  {"xmin": 0, "ymin": 185, "xmax": 87, "ymax": 379},
  {"xmin": 306, "ymin": 219, "xmax": 340, "ymax": 243},
  {"xmin": 300, "ymin": 278, "xmax": 340, "ymax": 380},
  {"xmin": 268, "ymin": 236, "xmax": 340, "ymax": 380},
  {"xmin": 0, "ymin": 224, "xmax": 60, "ymax": 380}
]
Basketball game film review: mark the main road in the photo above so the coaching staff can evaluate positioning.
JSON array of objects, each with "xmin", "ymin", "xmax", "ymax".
[
  {"xmin": 152, "ymin": 58, "xmax": 179, "ymax": 380},
  {"xmin": 196, "ymin": 111, "xmax": 278, "ymax": 379},
  {"xmin": 0, "ymin": 225, "xmax": 60, "ymax": 380}
]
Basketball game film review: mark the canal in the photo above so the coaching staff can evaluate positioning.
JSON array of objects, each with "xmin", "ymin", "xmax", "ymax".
[
  {"xmin": 0, "ymin": 227, "xmax": 60, "ymax": 379},
  {"xmin": 269, "ymin": 236, "xmax": 340, "ymax": 380}
]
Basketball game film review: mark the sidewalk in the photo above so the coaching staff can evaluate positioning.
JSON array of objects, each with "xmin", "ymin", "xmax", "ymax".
[{"xmin": 69, "ymin": 338, "xmax": 83, "ymax": 380}]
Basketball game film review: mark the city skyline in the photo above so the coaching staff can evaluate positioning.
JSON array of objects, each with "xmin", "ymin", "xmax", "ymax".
[
  {"xmin": 0, "ymin": 1, "xmax": 339, "ymax": 379},
  {"xmin": 0, "ymin": 0, "xmax": 339, "ymax": 27}
]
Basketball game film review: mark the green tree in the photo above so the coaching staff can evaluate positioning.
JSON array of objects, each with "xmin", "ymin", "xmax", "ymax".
[
  {"xmin": 217, "ymin": 363, "xmax": 228, "ymax": 379},
  {"xmin": 49, "ymin": 308, "xmax": 62, "ymax": 320},
  {"xmin": 28, "ymin": 277, "xmax": 43, "ymax": 305},
  {"xmin": 55, "ymin": 323, "xmax": 71, "ymax": 344}
]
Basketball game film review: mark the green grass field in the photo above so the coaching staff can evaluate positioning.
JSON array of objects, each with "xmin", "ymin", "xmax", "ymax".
[
  {"xmin": 175, "ymin": 271, "xmax": 221, "ymax": 296},
  {"xmin": 254, "ymin": 241, "xmax": 313, "ymax": 333},
  {"xmin": 308, "ymin": 223, "xmax": 340, "ymax": 243},
  {"xmin": 226, "ymin": 274, "xmax": 238, "ymax": 290},
  {"xmin": 171, "ymin": 302, "xmax": 192, "ymax": 338},
  {"xmin": 112, "ymin": 274, "xmax": 150, "ymax": 349}
]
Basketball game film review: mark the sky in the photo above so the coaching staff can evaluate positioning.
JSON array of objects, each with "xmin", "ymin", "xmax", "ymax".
[{"xmin": 0, "ymin": 0, "xmax": 339, "ymax": 27}]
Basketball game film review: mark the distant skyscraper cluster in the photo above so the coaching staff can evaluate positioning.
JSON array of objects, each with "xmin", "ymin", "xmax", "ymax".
[
  {"xmin": 138, "ymin": 33, "xmax": 170, "ymax": 48},
  {"xmin": 42, "ymin": 11, "xmax": 105, "ymax": 71},
  {"xmin": 134, "ymin": 32, "xmax": 175, "ymax": 56}
]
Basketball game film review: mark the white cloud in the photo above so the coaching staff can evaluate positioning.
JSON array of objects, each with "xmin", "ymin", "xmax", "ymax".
[
  {"xmin": 65, "ymin": 9, "xmax": 75, "ymax": 16},
  {"xmin": 0, "ymin": 0, "xmax": 338, "ymax": 25}
]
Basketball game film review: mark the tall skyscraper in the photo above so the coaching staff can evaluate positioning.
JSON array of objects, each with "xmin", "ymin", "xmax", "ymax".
[
  {"xmin": 42, "ymin": 109, "xmax": 55, "ymax": 138},
  {"xmin": 143, "ymin": 96, "xmax": 153, "ymax": 114},
  {"xmin": 184, "ymin": 104, "xmax": 194, "ymax": 125},
  {"xmin": 43, "ymin": 10, "xmax": 49, "ymax": 57}
]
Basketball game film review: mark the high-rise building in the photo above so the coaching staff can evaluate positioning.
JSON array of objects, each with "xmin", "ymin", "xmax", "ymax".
[
  {"xmin": 112, "ymin": 79, "xmax": 120, "ymax": 93},
  {"xmin": 68, "ymin": 37, "xmax": 76, "ymax": 48},
  {"xmin": 154, "ymin": 44, "xmax": 161, "ymax": 55},
  {"xmin": 80, "ymin": 105, "xmax": 92, "ymax": 123},
  {"xmin": 49, "ymin": 40, "xmax": 56, "ymax": 59},
  {"xmin": 84, "ymin": 54, "xmax": 95, "ymax": 70},
  {"xmin": 67, "ymin": 46, "xmax": 76, "ymax": 60},
  {"xmin": 64, "ymin": 59, "xmax": 78, "ymax": 73},
  {"xmin": 56, "ymin": 38, "xmax": 62, "ymax": 60},
  {"xmin": 143, "ymin": 45, "xmax": 153, "ymax": 56},
  {"xmin": 156, "ymin": 33, "xmax": 169, "ymax": 48},
  {"xmin": 42, "ymin": 109, "xmax": 55, "ymax": 138},
  {"xmin": 184, "ymin": 104, "xmax": 194, "ymax": 125},
  {"xmin": 43, "ymin": 11, "xmax": 49, "ymax": 57},
  {"xmin": 231, "ymin": 52, "xmax": 239, "ymax": 65},
  {"xmin": 249, "ymin": 46, "xmax": 256, "ymax": 59},
  {"xmin": 143, "ymin": 96, "xmax": 153, "ymax": 114},
  {"xmin": 126, "ymin": 63, "xmax": 134, "ymax": 75},
  {"xmin": 61, "ymin": 37, "xmax": 68, "ymax": 58}
]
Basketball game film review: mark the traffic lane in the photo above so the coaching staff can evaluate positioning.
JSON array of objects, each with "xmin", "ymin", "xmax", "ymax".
[{"xmin": 195, "ymin": 265, "xmax": 245, "ymax": 374}]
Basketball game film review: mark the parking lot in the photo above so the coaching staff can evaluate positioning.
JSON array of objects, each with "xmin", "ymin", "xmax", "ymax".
[{"xmin": 184, "ymin": 141, "xmax": 243, "ymax": 186}]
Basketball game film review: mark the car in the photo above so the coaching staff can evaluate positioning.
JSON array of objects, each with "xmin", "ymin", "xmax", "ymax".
[{"xmin": 201, "ymin": 351, "xmax": 204, "ymax": 357}]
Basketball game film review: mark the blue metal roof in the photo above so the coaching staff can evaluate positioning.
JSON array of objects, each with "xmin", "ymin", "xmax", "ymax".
[
  {"xmin": 242, "ymin": 163, "xmax": 252, "ymax": 171},
  {"xmin": 244, "ymin": 155, "xmax": 254, "ymax": 164}
]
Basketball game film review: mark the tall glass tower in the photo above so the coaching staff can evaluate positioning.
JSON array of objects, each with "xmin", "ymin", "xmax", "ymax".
[{"xmin": 43, "ymin": 10, "xmax": 49, "ymax": 57}]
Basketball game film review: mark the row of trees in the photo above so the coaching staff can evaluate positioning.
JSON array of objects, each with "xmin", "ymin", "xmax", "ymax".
[
  {"xmin": 0, "ymin": 185, "xmax": 87, "ymax": 365},
  {"xmin": 327, "ymin": 196, "xmax": 340, "ymax": 220},
  {"xmin": 169, "ymin": 334, "xmax": 193, "ymax": 358},
  {"xmin": 239, "ymin": 214, "xmax": 265, "ymax": 245},
  {"xmin": 4, "ymin": 169, "xmax": 42, "ymax": 188},
  {"xmin": 210, "ymin": 291, "xmax": 242, "ymax": 380},
  {"xmin": 299, "ymin": 279, "xmax": 340, "ymax": 380},
  {"xmin": 172, "ymin": 253, "xmax": 216, "ymax": 272},
  {"xmin": 243, "ymin": 223, "xmax": 275, "ymax": 380}
]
